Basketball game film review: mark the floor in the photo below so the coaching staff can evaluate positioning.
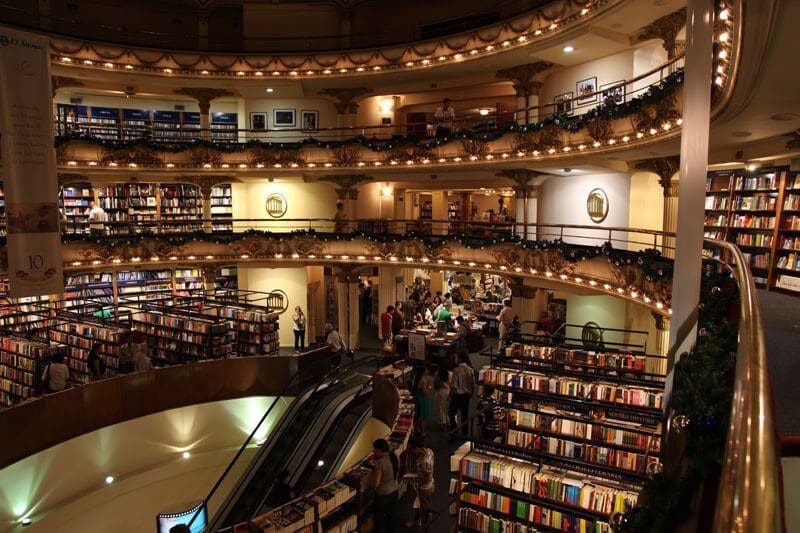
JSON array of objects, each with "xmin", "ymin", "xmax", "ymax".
[{"xmin": 757, "ymin": 289, "xmax": 800, "ymax": 436}]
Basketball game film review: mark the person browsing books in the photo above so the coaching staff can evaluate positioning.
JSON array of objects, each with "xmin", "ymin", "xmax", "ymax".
[
  {"xmin": 87, "ymin": 200, "xmax": 107, "ymax": 236},
  {"xmin": 497, "ymin": 298, "xmax": 515, "ymax": 350},
  {"xmin": 325, "ymin": 322, "xmax": 344, "ymax": 366},
  {"xmin": 371, "ymin": 438, "xmax": 400, "ymax": 533},
  {"xmin": 406, "ymin": 435, "xmax": 435, "ymax": 527},
  {"xmin": 42, "ymin": 351, "xmax": 70, "ymax": 393},
  {"xmin": 449, "ymin": 353, "xmax": 475, "ymax": 438}
]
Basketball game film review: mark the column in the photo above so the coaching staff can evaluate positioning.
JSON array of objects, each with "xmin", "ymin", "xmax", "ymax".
[
  {"xmin": 495, "ymin": 62, "xmax": 553, "ymax": 124},
  {"xmin": 324, "ymin": 175, "xmax": 370, "ymax": 232},
  {"xmin": 378, "ymin": 266, "xmax": 401, "ymax": 339},
  {"xmin": 498, "ymin": 170, "xmax": 544, "ymax": 240},
  {"xmin": 527, "ymin": 82, "xmax": 543, "ymax": 124},
  {"xmin": 336, "ymin": 268, "xmax": 360, "ymax": 350},
  {"xmin": 429, "ymin": 271, "xmax": 445, "ymax": 297},
  {"xmin": 392, "ymin": 188, "xmax": 405, "ymax": 234},
  {"xmin": 185, "ymin": 176, "xmax": 230, "ymax": 233},
  {"xmin": 431, "ymin": 191, "xmax": 447, "ymax": 235},
  {"xmin": 637, "ymin": 8, "xmax": 688, "ymax": 60},
  {"xmin": 635, "ymin": 156, "xmax": 680, "ymax": 257},
  {"xmin": 201, "ymin": 266, "xmax": 216, "ymax": 294},
  {"xmin": 318, "ymin": 88, "xmax": 373, "ymax": 140},
  {"xmin": 669, "ymin": 0, "xmax": 713, "ymax": 365},
  {"xmin": 651, "ymin": 313, "xmax": 671, "ymax": 376},
  {"xmin": 509, "ymin": 280, "xmax": 539, "ymax": 324},
  {"xmin": 172, "ymin": 88, "xmax": 234, "ymax": 141}
]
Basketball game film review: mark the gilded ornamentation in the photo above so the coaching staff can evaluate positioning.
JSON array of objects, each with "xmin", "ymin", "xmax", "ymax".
[
  {"xmin": 637, "ymin": 8, "xmax": 687, "ymax": 58},
  {"xmin": 230, "ymin": 236, "xmax": 282, "ymax": 258},
  {"xmin": 181, "ymin": 176, "xmax": 236, "ymax": 197},
  {"xmin": 172, "ymin": 88, "xmax": 234, "ymax": 113},
  {"xmin": 100, "ymin": 145, "xmax": 163, "ymax": 166},
  {"xmin": 585, "ymin": 115, "xmax": 615, "ymax": 143},
  {"xmin": 78, "ymin": 239, "xmax": 184, "ymax": 263},
  {"xmin": 382, "ymin": 145, "xmax": 434, "ymax": 165},
  {"xmin": 318, "ymin": 88, "xmax": 373, "ymax": 114},
  {"xmin": 249, "ymin": 146, "xmax": 305, "ymax": 167},
  {"xmin": 189, "ymin": 145, "xmax": 224, "ymax": 165},
  {"xmin": 58, "ymin": 173, "xmax": 89, "ymax": 186},
  {"xmin": 636, "ymin": 156, "xmax": 680, "ymax": 197},
  {"xmin": 332, "ymin": 145, "xmax": 362, "ymax": 166},
  {"xmin": 460, "ymin": 139, "xmax": 489, "ymax": 158},
  {"xmin": 365, "ymin": 239, "xmax": 453, "ymax": 262},
  {"xmin": 51, "ymin": 75, "xmax": 83, "ymax": 96},
  {"xmin": 633, "ymin": 92, "xmax": 680, "ymax": 131},
  {"xmin": 511, "ymin": 124, "xmax": 562, "ymax": 152}
]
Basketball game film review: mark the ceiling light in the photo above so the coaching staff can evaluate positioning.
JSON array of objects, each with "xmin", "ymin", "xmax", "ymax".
[
  {"xmin": 181, "ymin": 452, "xmax": 191, "ymax": 459},
  {"xmin": 265, "ymin": 88, "xmax": 274, "ymax": 93},
  {"xmin": 105, "ymin": 476, "xmax": 115, "ymax": 485},
  {"xmin": 563, "ymin": 45, "xmax": 574, "ymax": 53},
  {"xmin": 479, "ymin": 108, "xmax": 490, "ymax": 116},
  {"xmin": 20, "ymin": 518, "xmax": 31, "ymax": 526},
  {"xmin": 746, "ymin": 163, "xmax": 758, "ymax": 172}
]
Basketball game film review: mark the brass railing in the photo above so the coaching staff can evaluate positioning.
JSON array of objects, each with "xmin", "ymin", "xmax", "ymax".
[{"xmin": 704, "ymin": 238, "xmax": 781, "ymax": 532}]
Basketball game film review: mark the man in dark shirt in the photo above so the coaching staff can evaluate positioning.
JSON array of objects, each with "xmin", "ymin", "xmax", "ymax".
[
  {"xmin": 478, "ymin": 384, "xmax": 506, "ymax": 442},
  {"xmin": 271, "ymin": 469, "xmax": 294, "ymax": 507}
]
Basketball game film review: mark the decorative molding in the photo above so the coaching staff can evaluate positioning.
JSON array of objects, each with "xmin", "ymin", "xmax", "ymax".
[
  {"xmin": 637, "ymin": 8, "xmax": 687, "ymax": 58},
  {"xmin": 248, "ymin": 146, "xmax": 305, "ymax": 167},
  {"xmin": 57, "ymin": 173, "xmax": 89, "ymax": 186},
  {"xmin": 51, "ymin": 75, "xmax": 83, "ymax": 96},
  {"xmin": 652, "ymin": 312, "xmax": 670, "ymax": 331},
  {"xmin": 585, "ymin": 115, "xmax": 615, "ymax": 143},
  {"xmin": 382, "ymin": 145, "xmax": 434, "ymax": 165},
  {"xmin": 172, "ymin": 88, "xmax": 233, "ymax": 114},
  {"xmin": 318, "ymin": 88, "xmax": 373, "ymax": 114},
  {"xmin": 495, "ymin": 62, "xmax": 553, "ymax": 95},
  {"xmin": 100, "ymin": 145, "xmax": 163, "ymax": 166},
  {"xmin": 511, "ymin": 124, "xmax": 563, "ymax": 153},
  {"xmin": 459, "ymin": 139, "xmax": 490, "ymax": 159},
  {"xmin": 636, "ymin": 155, "xmax": 680, "ymax": 197},
  {"xmin": 181, "ymin": 175, "xmax": 239, "ymax": 197},
  {"xmin": 785, "ymin": 129, "xmax": 800, "ymax": 150},
  {"xmin": 496, "ymin": 169, "xmax": 547, "ymax": 188},
  {"xmin": 322, "ymin": 174, "xmax": 371, "ymax": 193},
  {"xmin": 332, "ymin": 145, "xmax": 363, "ymax": 166}
]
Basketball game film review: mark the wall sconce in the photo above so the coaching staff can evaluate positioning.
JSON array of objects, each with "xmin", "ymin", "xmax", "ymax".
[
  {"xmin": 381, "ymin": 185, "xmax": 394, "ymax": 198},
  {"xmin": 479, "ymin": 108, "xmax": 491, "ymax": 116},
  {"xmin": 378, "ymin": 98, "xmax": 394, "ymax": 115}
]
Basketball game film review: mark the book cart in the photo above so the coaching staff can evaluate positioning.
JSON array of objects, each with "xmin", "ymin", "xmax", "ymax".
[
  {"xmin": 229, "ymin": 362, "xmax": 415, "ymax": 533},
  {"xmin": 451, "ymin": 325, "xmax": 666, "ymax": 532}
]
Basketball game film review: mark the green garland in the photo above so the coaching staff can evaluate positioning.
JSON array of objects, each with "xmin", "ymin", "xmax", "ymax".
[
  {"xmin": 620, "ymin": 268, "xmax": 738, "ymax": 532},
  {"xmin": 58, "ymin": 229, "xmax": 673, "ymax": 282},
  {"xmin": 54, "ymin": 71, "xmax": 683, "ymax": 154}
]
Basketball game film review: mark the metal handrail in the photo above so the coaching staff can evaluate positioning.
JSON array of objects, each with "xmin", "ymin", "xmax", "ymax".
[{"xmin": 704, "ymin": 238, "xmax": 780, "ymax": 533}]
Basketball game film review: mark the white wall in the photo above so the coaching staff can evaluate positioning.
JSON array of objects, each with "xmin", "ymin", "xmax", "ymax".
[
  {"xmin": 241, "ymin": 97, "xmax": 338, "ymax": 138},
  {"xmin": 0, "ymin": 396, "xmax": 291, "ymax": 533},
  {"xmin": 238, "ymin": 267, "xmax": 308, "ymax": 346},
  {"xmin": 231, "ymin": 179, "xmax": 338, "ymax": 231},
  {"xmin": 632, "ymin": 43, "xmax": 669, "ymax": 98},
  {"xmin": 537, "ymin": 172, "xmax": 631, "ymax": 247},
  {"xmin": 540, "ymin": 49, "xmax": 635, "ymax": 117}
]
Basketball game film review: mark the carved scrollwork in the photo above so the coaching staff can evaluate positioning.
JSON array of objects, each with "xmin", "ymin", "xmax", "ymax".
[
  {"xmin": 332, "ymin": 145, "xmax": 362, "ymax": 166},
  {"xmin": 189, "ymin": 145, "xmax": 224, "ymax": 165},
  {"xmin": 382, "ymin": 145, "xmax": 434, "ymax": 164},
  {"xmin": 365, "ymin": 239, "xmax": 453, "ymax": 261},
  {"xmin": 585, "ymin": 115, "xmax": 615, "ymax": 143},
  {"xmin": 786, "ymin": 129, "xmax": 800, "ymax": 150},
  {"xmin": 137, "ymin": 238, "xmax": 185, "ymax": 261},
  {"xmin": 229, "ymin": 236, "xmax": 282, "ymax": 258},
  {"xmin": 249, "ymin": 146, "xmax": 305, "ymax": 166},
  {"xmin": 100, "ymin": 145, "xmax": 163, "ymax": 166},
  {"xmin": 634, "ymin": 92, "xmax": 680, "ymax": 131},
  {"xmin": 460, "ymin": 139, "xmax": 490, "ymax": 158},
  {"xmin": 612, "ymin": 263, "xmax": 640, "ymax": 289},
  {"xmin": 511, "ymin": 125, "xmax": 563, "ymax": 153}
]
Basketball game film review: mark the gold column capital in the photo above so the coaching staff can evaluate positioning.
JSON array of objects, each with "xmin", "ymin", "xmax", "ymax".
[{"xmin": 173, "ymin": 88, "xmax": 234, "ymax": 114}]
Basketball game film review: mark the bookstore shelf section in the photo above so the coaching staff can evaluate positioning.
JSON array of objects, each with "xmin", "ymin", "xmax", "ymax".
[
  {"xmin": 451, "ymin": 337, "xmax": 665, "ymax": 532},
  {"xmin": 56, "ymin": 104, "xmax": 237, "ymax": 142},
  {"xmin": 232, "ymin": 364, "xmax": 414, "ymax": 533},
  {"xmin": 60, "ymin": 183, "xmax": 209, "ymax": 234},
  {"xmin": 705, "ymin": 168, "xmax": 800, "ymax": 293}
]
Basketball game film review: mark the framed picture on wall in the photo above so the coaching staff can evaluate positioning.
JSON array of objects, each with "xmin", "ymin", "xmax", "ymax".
[
  {"xmin": 600, "ymin": 81, "xmax": 625, "ymax": 104},
  {"xmin": 576, "ymin": 77, "xmax": 598, "ymax": 106},
  {"xmin": 300, "ymin": 110, "xmax": 319, "ymax": 132},
  {"xmin": 273, "ymin": 109, "xmax": 296, "ymax": 127},
  {"xmin": 554, "ymin": 92, "xmax": 573, "ymax": 115},
  {"xmin": 250, "ymin": 112, "xmax": 267, "ymax": 131}
]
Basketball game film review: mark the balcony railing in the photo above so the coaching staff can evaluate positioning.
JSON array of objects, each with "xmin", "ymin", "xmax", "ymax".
[{"xmin": 702, "ymin": 238, "xmax": 781, "ymax": 532}]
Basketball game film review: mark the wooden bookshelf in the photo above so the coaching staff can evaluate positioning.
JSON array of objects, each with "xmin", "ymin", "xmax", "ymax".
[
  {"xmin": 60, "ymin": 182, "xmax": 94, "ymax": 235},
  {"xmin": 174, "ymin": 269, "xmax": 203, "ymax": 297},
  {"xmin": 0, "ymin": 337, "xmax": 65, "ymax": 406},
  {"xmin": 0, "ymin": 180, "xmax": 5, "ymax": 237},
  {"xmin": 211, "ymin": 184, "xmax": 233, "ymax": 231},
  {"xmin": 705, "ymin": 167, "xmax": 800, "ymax": 294},
  {"xmin": 206, "ymin": 305, "xmax": 280, "ymax": 356},
  {"xmin": 215, "ymin": 266, "xmax": 238, "ymax": 291},
  {"xmin": 159, "ymin": 184, "xmax": 202, "ymax": 233},
  {"xmin": 64, "ymin": 272, "xmax": 114, "ymax": 314},
  {"xmin": 211, "ymin": 112, "xmax": 238, "ymax": 142},
  {"xmin": 121, "ymin": 108, "xmax": 150, "ymax": 140},
  {"xmin": 117, "ymin": 270, "xmax": 173, "ymax": 300},
  {"xmin": 47, "ymin": 320, "xmax": 127, "ymax": 383},
  {"xmin": 131, "ymin": 310, "xmax": 233, "ymax": 364}
]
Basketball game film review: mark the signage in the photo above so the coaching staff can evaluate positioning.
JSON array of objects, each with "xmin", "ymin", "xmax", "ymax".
[
  {"xmin": 0, "ymin": 26, "xmax": 63, "ymax": 297},
  {"xmin": 156, "ymin": 501, "xmax": 207, "ymax": 533},
  {"xmin": 408, "ymin": 331, "xmax": 427, "ymax": 362},
  {"xmin": 586, "ymin": 188, "xmax": 609, "ymax": 223},
  {"xmin": 265, "ymin": 193, "xmax": 288, "ymax": 218},
  {"xmin": 776, "ymin": 275, "xmax": 800, "ymax": 293}
]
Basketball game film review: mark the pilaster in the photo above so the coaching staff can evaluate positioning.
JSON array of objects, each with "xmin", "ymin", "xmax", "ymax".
[
  {"xmin": 172, "ymin": 88, "xmax": 234, "ymax": 140},
  {"xmin": 495, "ymin": 62, "xmax": 553, "ymax": 124},
  {"xmin": 318, "ymin": 88, "xmax": 373, "ymax": 137},
  {"xmin": 635, "ymin": 156, "xmax": 680, "ymax": 257},
  {"xmin": 637, "ymin": 8, "xmax": 687, "ymax": 59}
]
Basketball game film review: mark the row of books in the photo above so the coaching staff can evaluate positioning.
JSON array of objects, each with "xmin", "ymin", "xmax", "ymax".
[
  {"xmin": 784, "ymin": 194, "xmax": 800, "ymax": 211},
  {"xmin": 459, "ymin": 493, "xmax": 611, "ymax": 532},
  {"xmin": 508, "ymin": 408, "xmax": 660, "ymax": 452},
  {"xmin": 776, "ymin": 253, "xmax": 800, "ymax": 271},
  {"xmin": 479, "ymin": 367, "xmax": 664, "ymax": 410},
  {"xmin": 460, "ymin": 453, "xmax": 638, "ymax": 515},
  {"xmin": 704, "ymin": 196, "xmax": 729, "ymax": 210},
  {"xmin": 731, "ymin": 174, "xmax": 778, "ymax": 191},
  {"xmin": 131, "ymin": 311, "xmax": 228, "ymax": 334},
  {"xmin": 779, "ymin": 236, "xmax": 800, "ymax": 251},
  {"xmin": 0, "ymin": 337, "xmax": 64, "ymax": 406},
  {"xmin": 785, "ymin": 215, "xmax": 800, "ymax": 230},
  {"xmin": 741, "ymin": 253, "xmax": 770, "ymax": 269},
  {"xmin": 730, "ymin": 214, "xmax": 775, "ymax": 229},
  {"xmin": 505, "ymin": 429, "xmax": 657, "ymax": 473},
  {"xmin": 735, "ymin": 233, "xmax": 773, "ymax": 247},
  {"xmin": 503, "ymin": 344, "xmax": 647, "ymax": 373}
]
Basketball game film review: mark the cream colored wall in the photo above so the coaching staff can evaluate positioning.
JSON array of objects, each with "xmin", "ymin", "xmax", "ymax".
[
  {"xmin": 554, "ymin": 293, "xmax": 627, "ymax": 347},
  {"xmin": 0, "ymin": 395, "xmax": 291, "ymax": 533},
  {"xmin": 306, "ymin": 266, "xmax": 326, "ymax": 343},
  {"xmin": 231, "ymin": 179, "xmax": 338, "ymax": 231},
  {"xmin": 632, "ymin": 43, "xmax": 669, "ymax": 97},
  {"xmin": 540, "ymin": 49, "xmax": 636, "ymax": 116},
  {"xmin": 335, "ymin": 417, "xmax": 391, "ymax": 475},
  {"xmin": 241, "ymin": 97, "xmax": 338, "ymax": 137},
  {"xmin": 238, "ymin": 266, "xmax": 309, "ymax": 346},
  {"xmin": 471, "ymin": 193, "xmax": 516, "ymax": 217},
  {"xmin": 628, "ymin": 171, "xmax": 664, "ymax": 251}
]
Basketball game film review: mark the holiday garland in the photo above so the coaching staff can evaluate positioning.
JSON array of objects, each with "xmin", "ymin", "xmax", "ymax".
[
  {"xmin": 54, "ymin": 70, "xmax": 683, "ymax": 154},
  {"xmin": 56, "ymin": 229, "xmax": 674, "ymax": 283},
  {"xmin": 618, "ymin": 266, "xmax": 739, "ymax": 532}
]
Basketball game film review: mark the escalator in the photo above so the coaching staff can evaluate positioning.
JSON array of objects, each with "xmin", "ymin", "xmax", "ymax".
[
  {"xmin": 293, "ymin": 387, "xmax": 374, "ymax": 493},
  {"xmin": 213, "ymin": 372, "xmax": 373, "ymax": 529}
]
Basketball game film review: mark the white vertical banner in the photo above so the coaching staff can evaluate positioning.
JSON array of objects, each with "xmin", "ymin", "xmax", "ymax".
[{"xmin": 0, "ymin": 26, "xmax": 63, "ymax": 298}]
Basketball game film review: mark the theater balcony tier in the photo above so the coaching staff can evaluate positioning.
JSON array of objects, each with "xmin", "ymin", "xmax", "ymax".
[{"xmin": 0, "ymin": 224, "xmax": 676, "ymax": 316}]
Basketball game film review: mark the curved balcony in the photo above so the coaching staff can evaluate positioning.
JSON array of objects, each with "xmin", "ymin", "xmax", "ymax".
[
  {"xmin": 54, "ymin": 59, "xmax": 686, "ymax": 174},
  {"xmin": 19, "ymin": 219, "xmax": 678, "ymax": 316},
  {"xmin": 39, "ymin": 0, "xmax": 625, "ymax": 77}
]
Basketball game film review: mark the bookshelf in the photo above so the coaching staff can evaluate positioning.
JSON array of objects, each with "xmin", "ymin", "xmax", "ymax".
[
  {"xmin": 159, "ymin": 184, "xmax": 202, "ymax": 233},
  {"xmin": 64, "ymin": 272, "xmax": 114, "ymax": 314},
  {"xmin": 211, "ymin": 112, "xmax": 238, "ymax": 142},
  {"xmin": 117, "ymin": 270, "xmax": 173, "ymax": 300},
  {"xmin": 181, "ymin": 112, "xmax": 202, "ymax": 140},
  {"xmin": 130, "ymin": 310, "xmax": 233, "ymax": 364},
  {"xmin": 86, "ymin": 106, "xmax": 121, "ymax": 140},
  {"xmin": 0, "ymin": 337, "xmax": 65, "ymax": 406},
  {"xmin": 211, "ymin": 184, "xmax": 233, "ymax": 231},
  {"xmin": 96, "ymin": 183, "xmax": 159, "ymax": 233},
  {"xmin": 152, "ymin": 110, "xmax": 182, "ymax": 142},
  {"xmin": 60, "ymin": 182, "xmax": 94, "ymax": 235},
  {"xmin": 451, "ymin": 332, "xmax": 664, "ymax": 532},
  {"xmin": 216, "ymin": 267, "xmax": 238, "ymax": 291},
  {"xmin": 175, "ymin": 269, "xmax": 204, "ymax": 297},
  {"xmin": 121, "ymin": 109, "xmax": 150, "ymax": 140},
  {"xmin": 47, "ymin": 320, "xmax": 127, "ymax": 383},
  {"xmin": 705, "ymin": 167, "xmax": 800, "ymax": 293},
  {"xmin": 207, "ymin": 305, "xmax": 280, "ymax": 356}
]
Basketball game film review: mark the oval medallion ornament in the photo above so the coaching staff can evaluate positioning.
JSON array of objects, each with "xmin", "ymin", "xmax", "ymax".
[
  {"xmin": 265, "ymin": 193, "xmax": 287, "ymax": 218},
  {"xmin": 586, "ymin": 188, "xmax": 609, "ymax": 223}
]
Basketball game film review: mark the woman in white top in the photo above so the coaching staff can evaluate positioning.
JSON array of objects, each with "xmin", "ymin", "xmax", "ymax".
[
  {"xmin": 433, "ymin": 367, "xmax": 451, "ymax": 429},
  {"xmin": 292, "ymin": 306, "xmax": 307, "ymax": 352}
]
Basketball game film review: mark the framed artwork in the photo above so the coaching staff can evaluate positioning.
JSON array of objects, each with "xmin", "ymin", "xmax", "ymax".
[
  {"xmin": 300, "ymin": 109, "xmax": 319, "ymax": 132},
  {"xmin": 554, "ymin": 92, "xmax": 573, "ymax": 115},
  {"xmin": 576, "ymin": 76, "xmax": 598, "ymax": 106},
  {"xmin": 273, "ymin": 109, "xmax": 296, "ymax": 127},
  {"xmin": 250, "ymin": 112, "xmax": 267, "ymax": 131},
  {"xmin": 600, "ymin": 81, "xmax": 625, "ymax": 104}
]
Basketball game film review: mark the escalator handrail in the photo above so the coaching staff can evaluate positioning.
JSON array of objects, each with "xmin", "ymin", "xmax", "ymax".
[{"xmin": 249, "ymin": 355, "xmax": 382, "ymax": 518}]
